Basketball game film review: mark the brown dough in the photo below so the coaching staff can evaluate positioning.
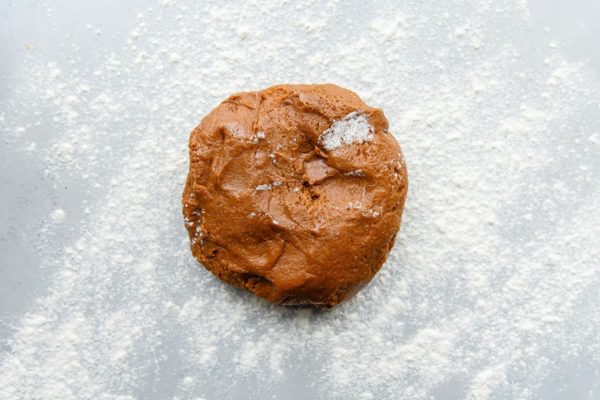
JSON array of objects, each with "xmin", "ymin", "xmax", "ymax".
[{"xmin": 182, "ymin": 84, "xmax": 408, "ymax": 307}]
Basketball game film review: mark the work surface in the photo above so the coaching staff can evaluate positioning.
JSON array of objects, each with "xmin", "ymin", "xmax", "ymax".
[{"xmin": 1, "ymin": 1, "xmax": 600, "ymax": 399}]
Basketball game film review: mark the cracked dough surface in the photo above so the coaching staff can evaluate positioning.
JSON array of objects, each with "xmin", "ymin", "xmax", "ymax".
[{"xmin": 182, "ymin": 84, "xmax": 408, "ymax": 307}]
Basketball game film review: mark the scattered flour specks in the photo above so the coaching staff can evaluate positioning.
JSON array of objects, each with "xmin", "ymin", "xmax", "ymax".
[
  {"xmin": 49, "ymin": 209, "xmax": 66, "ymax": 224},
  {"xmin": 1, "ymin": 0, "xmax": 600, "ymax": 399}
]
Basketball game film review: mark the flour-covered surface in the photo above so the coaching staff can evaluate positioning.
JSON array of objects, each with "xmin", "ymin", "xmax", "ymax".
[{"xmin": 1, "ymin": 0, "xmax": 600, "ymax": 399}]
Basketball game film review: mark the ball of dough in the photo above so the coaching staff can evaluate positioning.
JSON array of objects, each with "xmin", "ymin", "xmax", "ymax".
[{"xmin": 182, "ymin": 84, "xmax": 408, "ymax": 307}]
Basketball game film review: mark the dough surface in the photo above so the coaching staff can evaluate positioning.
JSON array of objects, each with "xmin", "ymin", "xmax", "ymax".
[{"xmin": 183, "ymin": 84, "xmax": 408, "ymax": 307}]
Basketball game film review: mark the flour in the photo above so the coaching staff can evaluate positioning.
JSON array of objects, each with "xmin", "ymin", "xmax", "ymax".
[
  {"xmin": 319, "ymin": 112, "xmax": 375, "ymax": 150},
  {"xmin": 1, "ymin": 0, "xmax": 600, "ymax": 399},
  {"xmin": 49, "ymin": 209, "xmax": 66, "ymax": 224}
]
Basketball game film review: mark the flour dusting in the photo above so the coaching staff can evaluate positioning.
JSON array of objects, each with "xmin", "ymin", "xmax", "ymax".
[
  {"xmin": 319, "ymin": 112, "xmax": 375, "ymax": 150},
  {"xmin": 1, "ymin": 0, "xmax": 600, "ymax": 399}
]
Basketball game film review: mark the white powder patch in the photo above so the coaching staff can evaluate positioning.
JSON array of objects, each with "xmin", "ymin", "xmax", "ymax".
[
  {"xmin": 362, "ymin": 209, "xmax": 380, "ymax": 218},
  {"xmin": 49, "ymin": 209, "xmax": 66, "ymax": 223},
  {"xmin": 251, "ymin": 131, "xmax": 264, "ymax": 144},
  {"xmin": 345, "ymin": 169, "xmax": 365, "ymax": 177},
  {"xmin": 1, "ymin": 1, "xmax": 599, "ymax": 399},
  {"xmin": 319, "ymin": 112, "xmax": 375, "ymax": 150}
]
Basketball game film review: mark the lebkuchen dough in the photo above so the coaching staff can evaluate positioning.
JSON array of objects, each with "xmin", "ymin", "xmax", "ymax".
[{"xmin": 183, "ymin": 84, "xmax": 408, "ymax": 307}]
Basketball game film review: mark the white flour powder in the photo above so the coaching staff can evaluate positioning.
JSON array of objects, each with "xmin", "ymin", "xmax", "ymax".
[
  {"xmin": 319, "ymin": 112, "xmax": 375, "ymax": 150},
  {"xmin": 1, "ymin": 0, "xmax": 600, "ymax": 399}
]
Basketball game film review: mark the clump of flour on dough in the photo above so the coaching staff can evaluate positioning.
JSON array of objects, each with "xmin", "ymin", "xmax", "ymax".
[
  {"xmin": 319, "ymin": 112, "xmax": 374, "ymax": 150},
  {"xmin": 255, "ymin": 183, "xmax": 272, "ymax": 191}
]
